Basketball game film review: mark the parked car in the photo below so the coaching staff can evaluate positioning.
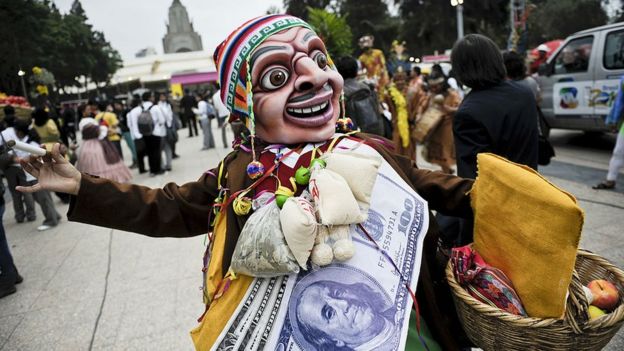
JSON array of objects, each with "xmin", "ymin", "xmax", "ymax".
[{"xmin": 536, "ymin": 22, "xmax": 624, "ymax": 135}]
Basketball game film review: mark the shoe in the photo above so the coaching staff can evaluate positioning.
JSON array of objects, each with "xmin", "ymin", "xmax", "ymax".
[
  {"xmin": 129, "ymin": 163, "xmax": 137, "ymax": 169},
  {"xmin": 592, "ymin": 180, "xmax": 615, "ymax": 190},
  {"xmin": 172, "ymin": 154, "xmax": 180, "ymax": 159},
  {"xmin": 16, "ymin": 218, "xmax": 24, "ymax": 223},
  {"xmin": 27, "ymin": 217, "xmax": 36, "ymax": 222},
  {"xmin": 165, "ymin": 167, "xmax": 172, "ymax": 171},
  {"xmin": 37, "ymin": 224, "xmax": 52, "ymax": 231},
  {"xmin": 0, "ymin": 283, "xmax": 16, "ymax": 299},
  {"xmin": 15, "ymin": 274, "xmax": 23, "ymax": 285},
  {"xmin": 139, "ymin": 170, "xmax": 147, "ymax": 174}
]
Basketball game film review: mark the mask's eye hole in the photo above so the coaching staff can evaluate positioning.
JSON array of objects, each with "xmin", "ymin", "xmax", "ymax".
[
  {"xmin": 314, "ymin": 52, "xmax": 328, "ymax": 69},
  {"xmin": 260, "ymin": 67, "xmax": 289, "ymax": 90}
]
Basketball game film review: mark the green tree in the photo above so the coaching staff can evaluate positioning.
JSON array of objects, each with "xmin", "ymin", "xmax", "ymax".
[
  {"xmin": 0, "ymin": 0, "xmax": 121, "ymax": 98},
  {"xmin": 527, "ymin": 0, "xmax": 609, "ymax": 47},
  {"xmin": 89, "ymin": 31, "xmax": 122, "ymax": 85},
  {"xmin": 396, "ymin": 0, "xmax": 508, "ymax": 58},
  {"xmin": 0, "ymin": 0, "xmax": 51, "ymax": 96},
  {"xmin": 340, "ymin": 0, "xmax": 398, "ymax": 54},
  {"xmin": 284, "ymin": 0, "xmax": 331, "ymax": 20},
  {"xmin": 306, "ymin": 8, "xmax": 353, "ymax": 57}
]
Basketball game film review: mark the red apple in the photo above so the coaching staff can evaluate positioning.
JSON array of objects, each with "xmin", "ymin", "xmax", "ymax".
[{"xmin": 588, "ymin": 279, "xmax": 620, "ymax": 311}]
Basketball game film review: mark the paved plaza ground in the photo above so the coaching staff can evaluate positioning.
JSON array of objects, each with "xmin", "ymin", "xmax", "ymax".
[{"xmin": 1, "ymin": 125, "xmax": 623, "ymax": 350}]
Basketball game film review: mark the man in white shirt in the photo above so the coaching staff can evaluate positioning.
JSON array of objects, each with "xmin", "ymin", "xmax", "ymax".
[
  {"xmin": 197, "ymin": 93, "xmax": 216, "ymax": 150},
  {"xmin": 126, "ymin": 91, "xmax": 166, "ymax": 175},
  {"xmin": 0, "ymin": 110, "xmax": 36, "ymax": 222},
  {"xmin": 158, "ymin": 92, "xmax": 175, "ymax": 171},
  {"xmin": 212, "ymin": 86, "xmax": 230, "ymax": 148}
]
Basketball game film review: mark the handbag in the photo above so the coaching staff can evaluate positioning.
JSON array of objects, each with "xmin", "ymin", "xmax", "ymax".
[
  {"xmin": 412, "ymin": 95, "xmax": 445, "ymax": 143},
  {"xmin": 166, "ymin": 125, "xmax": 178, "ymax": 144},
  {"xmin": 537, "ymin": 107, "xmax": 555, "ymax": 166}
]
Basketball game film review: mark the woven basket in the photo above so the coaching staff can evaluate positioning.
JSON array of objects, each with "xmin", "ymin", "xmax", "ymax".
[{"xmin": 446, "ymin": 249, "xmax": 624, "ymax": 351}]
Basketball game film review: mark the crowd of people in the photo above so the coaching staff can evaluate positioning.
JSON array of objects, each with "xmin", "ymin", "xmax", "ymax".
[
  {"xmin": 0, "ymin": 88, "xmax": 237, "ymax": 298},
  {"xmin": 0, "ymin": 17, "xmax": 621, "ymax": 351},
  {"xmin": 334, "ymin": 34, "xmax": 542, "ymax": 181}
]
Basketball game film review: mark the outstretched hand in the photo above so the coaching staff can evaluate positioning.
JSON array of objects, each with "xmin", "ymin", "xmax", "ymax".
[{"xmin": 16, "ymin": 143, "xmax": 82, "ymax": 195}]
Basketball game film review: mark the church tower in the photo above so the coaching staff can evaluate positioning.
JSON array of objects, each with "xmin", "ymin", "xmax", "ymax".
[{"xmin": 162, "ymin": 0, "xmax": 203, "ymax": 54}]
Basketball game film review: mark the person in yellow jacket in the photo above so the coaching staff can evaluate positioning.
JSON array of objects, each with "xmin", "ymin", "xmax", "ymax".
[{"xmin": 94, "ymin": 102, "xmax": 123, "ymax": 158}]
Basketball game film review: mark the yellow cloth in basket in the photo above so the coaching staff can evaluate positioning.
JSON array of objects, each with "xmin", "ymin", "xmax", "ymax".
[{"xmin": 471, "ymin": 153, "xmax": 584, "ymax": 318}]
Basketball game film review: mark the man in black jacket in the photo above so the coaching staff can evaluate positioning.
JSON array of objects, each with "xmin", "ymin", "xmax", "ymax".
[
  {"xmin": 335, "ymin": 56, "xmax": 386, "ymax": 137},
  {"xmin": 180, "ymin": 89, "xmax": 198, "ymax": 137}
]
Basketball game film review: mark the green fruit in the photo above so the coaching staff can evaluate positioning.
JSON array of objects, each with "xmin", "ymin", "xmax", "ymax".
[
  {"xmin": 309, "ymin": 158, "xmax": 326, "ymax": 169},
  {"xmin": 295, "ymin": 166, "xmax": 311, "ymax": 185},
  {"xmin": 275, "ymin": 194, "xmax": 289, "ymax": 209},
  {"xmin": 588, "ymin": 305, "xmax": 606, "ymax": 320}
]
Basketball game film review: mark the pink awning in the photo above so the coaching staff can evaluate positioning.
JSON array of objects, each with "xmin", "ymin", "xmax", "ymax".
[{"xmin": 170, "ymin": 71, "xmax": 218, "ymax": 85}]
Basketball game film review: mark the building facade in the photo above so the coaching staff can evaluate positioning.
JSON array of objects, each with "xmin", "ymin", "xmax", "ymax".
[{"xmin": 162, "ymin": 0, "xmax": 203, "ymax": 54}]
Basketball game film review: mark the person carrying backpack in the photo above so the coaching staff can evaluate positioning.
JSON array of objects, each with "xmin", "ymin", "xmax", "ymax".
[
  {"xmin": 127, "ymin": 91, "xmax": 166, "ymax": 175},
  {"xmin": 336, "ymin": 56, "xmax": 386, "ymax": 137}
]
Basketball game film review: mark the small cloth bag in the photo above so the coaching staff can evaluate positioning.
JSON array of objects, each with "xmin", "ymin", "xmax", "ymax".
[
  {"xmin": 230, "ymin": 194, "xmax": 300, "ymax": 277},
  {"xmin": 451, "ymin": 245, "xmax": 527, "ymax": 316}
]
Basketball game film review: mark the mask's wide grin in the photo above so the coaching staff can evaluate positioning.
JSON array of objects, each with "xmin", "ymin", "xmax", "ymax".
[{"xmin": 284, "ymin": 87, "xmax": 334, "ymax": 127}]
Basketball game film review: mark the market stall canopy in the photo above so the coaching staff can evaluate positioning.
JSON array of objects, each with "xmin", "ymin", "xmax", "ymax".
[{"xmin": 112, "ymin": 50, "xmax": 216, "ymax": 84}]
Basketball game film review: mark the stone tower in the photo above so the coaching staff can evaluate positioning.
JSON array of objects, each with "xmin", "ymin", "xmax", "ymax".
[{"xmin": 162, "ymin": 0, "xmax": 203, "ymax": 54}]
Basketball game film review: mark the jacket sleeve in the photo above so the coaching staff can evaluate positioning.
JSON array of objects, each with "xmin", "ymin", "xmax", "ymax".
[
  {"xmin": 67, "ymin": 169, "xmax": 220, "ymax": 238},
  {"xmin": 453, "ymin": 110, "xmax": 491, "ymax": 179},
  {"xmin": 394, "ymin": 153, "xmax": 473, "ymax": 218},
  {"xmin": 606, "ymin": 77, "xmax": 624, "ymax": 125}
]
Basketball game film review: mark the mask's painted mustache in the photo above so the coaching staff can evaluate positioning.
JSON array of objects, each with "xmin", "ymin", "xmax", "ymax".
[
  {"xmin": 287, "ymin": 92, "xmax": 315, "ymax": 103},
  {"xmin": 287, "ymin": 84, "xmax": 331, "ymax": 103}
]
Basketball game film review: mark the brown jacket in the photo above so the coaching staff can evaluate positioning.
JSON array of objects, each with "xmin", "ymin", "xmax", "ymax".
[{"xmin": 68, "ymin": 134, "xmax": 473, "ymax": 350}]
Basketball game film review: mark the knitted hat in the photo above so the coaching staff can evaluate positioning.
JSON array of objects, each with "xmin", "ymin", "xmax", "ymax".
[{"xmin": 213, "ymin": 14, "xmax": 314, "ymax": 122}]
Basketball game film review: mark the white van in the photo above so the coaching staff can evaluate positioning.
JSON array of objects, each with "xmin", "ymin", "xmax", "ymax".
[{"xmin": 536, "ymin": 22, "xmax": 624, "ymax": 134}]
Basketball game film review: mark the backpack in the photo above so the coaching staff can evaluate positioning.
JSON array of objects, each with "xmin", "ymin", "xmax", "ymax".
[
  {"xmin": 138, "ymin": 105, "xmax": 155, "ymax": 136},
  {"xmin": 344, "ymin": 83, "xmax": 384, "ymax": 136}
]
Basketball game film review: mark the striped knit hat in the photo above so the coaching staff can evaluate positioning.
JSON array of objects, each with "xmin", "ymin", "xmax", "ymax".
[{"xmin": 213, "ymin": 14, "xmax": 314, "ymax": 123}]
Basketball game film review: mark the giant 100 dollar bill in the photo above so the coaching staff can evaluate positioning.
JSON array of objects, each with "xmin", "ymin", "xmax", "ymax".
[{"xmin": 212, "ymin": 140, "xmax": 429, "ymax": 351}]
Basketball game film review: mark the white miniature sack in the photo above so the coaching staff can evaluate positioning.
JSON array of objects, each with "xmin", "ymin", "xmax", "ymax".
[
  {"xmin": 280, "ymin": 197, "xmax": 318, "ymax": 269},
  {"xmin": 230, "ymin": 195, "xmax": 299, "ymax": 277},
  {"xmin": 310, "ymin": 167, "xmax": 362, "ymax": 225},
  {"xmin": 323, "ymin": 151, "xmax": 382, "ymax": 215}
]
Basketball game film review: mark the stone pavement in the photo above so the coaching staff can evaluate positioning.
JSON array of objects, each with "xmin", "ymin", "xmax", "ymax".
[{"xmin": 0, "ymin": 126, "xmax": 623, "ymax": 350}]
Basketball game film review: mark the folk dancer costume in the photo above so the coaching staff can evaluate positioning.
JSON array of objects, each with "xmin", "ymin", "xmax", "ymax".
[
  {"xmin": 358, "ymin": 35, "xmax": 390, "ymax": 96},
  {"xmin": 417, "ymin": 76, "xmax": 462, "ymax": 174},
  {"xmin": 64, "ymin": 15, "xmax": 474, "ymax": 350},
  {"xmin": 386, "ymin": 40, "xmax": 411, "ymax": 77},
  {"xmin": 386, "ymin": 71, "xmax": 418, "ymax": 161}
]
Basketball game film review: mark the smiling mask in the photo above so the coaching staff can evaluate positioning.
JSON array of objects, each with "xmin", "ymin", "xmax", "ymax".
[{"xmin": 214, "ymin": 14, "xmax": 344, "ymax": 146}]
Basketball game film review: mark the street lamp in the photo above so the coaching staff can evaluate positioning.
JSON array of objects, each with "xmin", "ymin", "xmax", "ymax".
[
  {"xmin": 17, "ymin": 69, "xmax": 28, "ymax": 100},
  {"xmin": 451, "ymin": 0, "xmax": 464, "ymax": 40}
]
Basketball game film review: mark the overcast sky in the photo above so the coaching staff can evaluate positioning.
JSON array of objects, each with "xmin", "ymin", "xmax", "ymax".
[{"xmin": 53, "ymin": 0, "xmax": 283, "ymax": 60}]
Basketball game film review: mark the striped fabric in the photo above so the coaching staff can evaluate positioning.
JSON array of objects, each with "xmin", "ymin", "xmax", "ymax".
[
  {"xmin": 214, "ymin": 14, "xmax": 314, "ymax": 119},
  {"xmin": 451, "ymin": 245, "xmax": 527, "ymax": 316}
]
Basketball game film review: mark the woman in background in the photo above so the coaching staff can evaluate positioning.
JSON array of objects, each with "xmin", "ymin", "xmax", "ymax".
[
  {"xmin": 76, "ymin": 118, "xmax": 132, "ymax": 183},
  {"xmin": 418, "ymin": 73, "xmax": 462, "ymax": 174}
]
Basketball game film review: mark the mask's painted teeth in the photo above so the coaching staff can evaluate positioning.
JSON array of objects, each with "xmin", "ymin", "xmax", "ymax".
[{"xmin": 287, "ymin": 101, "xmax": 328, "ymax": 116}]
